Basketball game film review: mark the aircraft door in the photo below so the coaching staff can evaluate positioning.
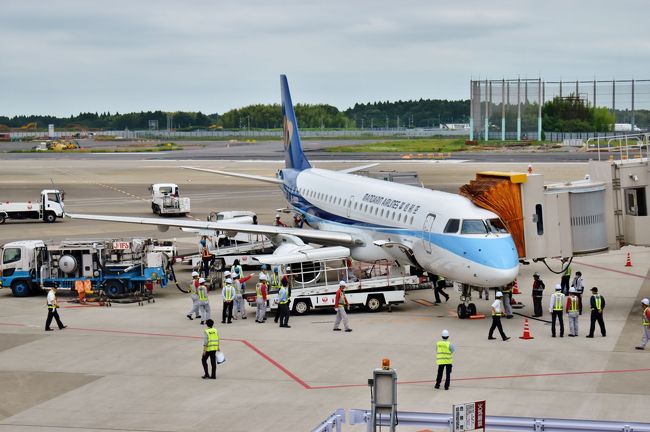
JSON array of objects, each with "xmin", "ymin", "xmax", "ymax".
[
  {"xmin": 347, "ymin": 196, "xmax": 354, "ymax": 218},
  {"xmin": 423, "ymin": 213, "xmax": 436, "ymax": 254}
]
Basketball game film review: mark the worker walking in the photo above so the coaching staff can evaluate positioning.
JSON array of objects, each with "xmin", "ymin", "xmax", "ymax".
[
  {"xmin": 197, "ymin": 278, "xmax": 211, "ymax": 325},
  {"xmin": 561, "ymin": 258, "xmax": 572, "ymax": 295},
  {"xmin": 255, "ymin": 274, "xmax": 268, "ymax": 323},
  {"xmin": 566, "ymin": 287, "xmax": 580, "ymax": 337},
  {"xmin": 45, "ymin": 286, "xmax": 67, "ymax": 331},
  {"xmin": 571, "ymin": 271, "xmax": 585, "ymax": 315},
  {"xmin": 532, "ymin": 272, "xmax": 545, "ymax": 317},
  {"xmin": 333, "ymin": 281, "xmax": 352, "ymax": 332},
  {"xmin": 586, "ymin": 287, "xmax": 606, "ymax": 338},
  {"xmin": 635, "ymin": 298, "xmax": 650, "ymax": 350},
  {"xmin": 501, "ymin": 281, "xmax": 514, "ymax": 319},
  {"xmin": 434, "ymin": 276, "xmax": 449, "ymax": 304},
  {"xmin": 435, "ymin": 329, "xmax": 454, "ymax": 390},
  {"xmin": 201, "ymin": 319, "xmax": 219, "ymax": 380},
  {"xmin": 488, "ymin": 291, "xmax": 509, "ymax": 341},
  {"xmin": 277, "ymin": 283, "xmax": 291, "ymax": 328},
  {"xmin": 222, "ymin": 278, "xmax": 235, "ymax": 324},
  {"xmin": 550, "ymin": 284, "xmax": 565, "ymax": 337},
  {"xmin": 187, "ymin": 271, "xmax": 201, "ymax": 320}
]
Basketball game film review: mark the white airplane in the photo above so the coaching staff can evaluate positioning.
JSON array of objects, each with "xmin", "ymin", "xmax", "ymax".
[{"xmin": 68, "ymin": 75, "xmax": 519, "ymax": 316}]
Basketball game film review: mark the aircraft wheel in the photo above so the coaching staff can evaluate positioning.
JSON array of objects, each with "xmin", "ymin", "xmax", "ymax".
[
  {"xmin": 457, "ymin": 304, "xmax": 468, "ymax": 319},
  {"xmin": 467, "ymin": 303, "xmax": 477, "ymax": 317}
]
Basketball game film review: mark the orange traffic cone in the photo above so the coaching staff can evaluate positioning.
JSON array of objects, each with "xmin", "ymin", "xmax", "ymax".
[
  {"xmin": 519, "ymin": 319, "xmax": 534, "ymax": 340},
  {"xmin": 512, "ymin": 278, "xmax": 521, "ymax": 295},
  {"xmin": 625, "ymin": 252, "xmax": 632, "ymax": 267}
]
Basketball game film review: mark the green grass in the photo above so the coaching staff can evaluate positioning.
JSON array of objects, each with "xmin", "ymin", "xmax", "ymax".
[{"xmin": 326, "ymin": 138, "xmax": 467, "ymax": 153}]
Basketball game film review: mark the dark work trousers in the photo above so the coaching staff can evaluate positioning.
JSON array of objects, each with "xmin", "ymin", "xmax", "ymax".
[
  {"xmin": 45, "ymin": 308, "xmax": 64, "ymax": 330},
  {"xmin": 202, "ymin": 257, "xmax": 211, "ymax": 278},
  {"xmin": 561, "ymin": 275, "xmax": 571, "ymax": 295},
  {"xmin": 576, "ymin": 293, "xmax": 583, "ymax": 315},
  {"xmin": 434, "ymin": 284, "xmax": 449, "ymax": 303},
  {"xmin": 435, "ymin": 364, "xmax": 452, "ymax": 390},
  {"xmin": 551, "ymin": 310, "xmax": 564, "ymax": 337},
  {"xmin": 588, "ymin": 311, "xmax": 606, "ymax": 336},
  {"xmin": 279, "ymin": 303, "xmax": 290, "ymax": 326},
  {"xmin": 202, "ymin": 351, "xmax": 216, "ymax": 378},
  {"xmin": 489, "ymin": 315, "xmax": 507, "ymax": 340},
  {"xmin": 532, "ymin": 296, "xmax": 543, "ymax": 317},
  {"xmin": 222, "ymin": 301, "xmax": 233, "ymax": 323}
]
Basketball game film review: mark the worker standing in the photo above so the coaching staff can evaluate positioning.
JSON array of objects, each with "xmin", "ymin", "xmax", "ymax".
[
  {"xmin": 435, "ymin": 329, "xmax": 454, "ymax": 391},
  {"xmin": 255, "ymin": 274, "xmax": 268, "ymax": 323},
  {"xmin": 233, "ymin": 270, "xmax": 252, "ymax": 320},
  {"xmin": 549, "ymin": 284, "xmax": 565, "ymax": 337},
  {"xmin": 221, "ymin": 277, "xmax": 235, "ymax": 324},
  {"xmin": 201, "ymin": 319, "xmax": 219, "ymax": 380},
  {"xmin": 433, "ymin": 276, "xmax": 449, "ymax": 304},
  {"xmin": 45, "ymin": 286, "xmax": 67, "ymax": 331},
  {"xmin": 274, "ymin": 214, "xmax": 288, "ymax": 227},
  {"xmin": 187, "ymin": 271, "xmax": 201, "ymax": 321},
  {"xmin": 560, "ymin": 258, "xmax": 572, "ymax": 295},
  {"xmin": 488, "ymin": 291, "xmax": 509, "ymax": 341},
  {"xmin": 566, "ymin": 287, "xmax": 580, "ymax": 337},
  {"xmin": 333, "ymin": 281, "xmax": 352, "ymax": 332},
  {"xmin": 635, "ymin": 298, "xmax": 650, "ymax": 350},
  {"xmin": 571, "ymin": 271, "xmax": 584, "ymax": 315},
  {"xmin": 277, "ymin": 283, "xmax": 291, "ymax": 328},
  {"xmin": 532, "ymin": 272, "xmax": 545, "ymax": 317},
  {"xmin": 586, "ymin": 287, "xmax": 606, "ymax": 338},
  {"xmin": 270, "ymin": 266, "xmax": 282, "ymax": 292},
  {"xmin": 200, "ymin": 241, "xmax": 214, "ymax": 279},
  {"xmin": 274, "ymin": 266, "xmax": 288, "ymax": 324},
  {"xmin": 197, "ymin": 278, "xmax": 211, "ymax": 325},
  {"xmin": 501, "ymin": 281, "xmax": 514, "ymax": 319},
  {"xmin": 230, "ymin": 260, "xmax": 242, "ymax": 280}
]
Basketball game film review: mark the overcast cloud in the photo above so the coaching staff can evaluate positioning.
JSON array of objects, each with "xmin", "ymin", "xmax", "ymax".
[{"xmin": 1, "ymin": 0, "xmax": 648, "ymax": 116}]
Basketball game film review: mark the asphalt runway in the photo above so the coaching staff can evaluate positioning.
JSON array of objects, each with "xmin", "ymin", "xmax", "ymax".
[{"xmin": 1, "ymin": 157, "xmax": 649, "ymax": 431}]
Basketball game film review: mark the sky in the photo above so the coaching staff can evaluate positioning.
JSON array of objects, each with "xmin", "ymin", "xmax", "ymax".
[{"xmin": 1, "ymin": 0, "xmax": 648, "ymax": 117}]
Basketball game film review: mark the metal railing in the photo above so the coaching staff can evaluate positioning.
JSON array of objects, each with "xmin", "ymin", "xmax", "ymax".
[
  {"xmin": 311, "ymin": 409, "xmax": 345, "ymax": 432},
  {"xmin": 345, "ymin": 409, "xmax": 650, "ymax": 432},
  {"xmin": 586, "ymin": 132, "xmax": 650, "ymax": 161}
]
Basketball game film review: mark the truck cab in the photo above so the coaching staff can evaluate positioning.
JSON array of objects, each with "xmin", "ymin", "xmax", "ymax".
[
  {"xmin": 40, "ymin": 189, "xmax": 65, "ymax": 222},
  {"xmin": 0, "ymin": 240, "xmax": 45, "ymax": 296},
  {"xmin": 149, "ymin": 183, "xmax": 190, "ymax": 216},
  {"xmin": 0, "ymin": 189, "xmax": 65, "ymax": 224}
]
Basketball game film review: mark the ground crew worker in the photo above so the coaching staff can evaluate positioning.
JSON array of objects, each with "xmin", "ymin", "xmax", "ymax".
[
  {"xmin": 277, "ymin": 283, "xmax": 291, "ymax": 328},
  {"xmin": 201, "ymin": 319, "xmax": 219, "ymax": 380},
  {"xmin": 197, "ymin": 278, "xmax": 211, "ymax": 325},
  {"xmin": 532, "ymin": 272, "xmax": 545, "ymax": 317},
  {"xmin": 45, "ymin": 286, "xmax": 67, "ymax": 331},
  {"xmin": 230, "ymin": 260, "xmax": 242, "ymax": 280},
  {"xmin": 550, "ymin": 284, "xmax": 565, "ymax": 337},
  {"xmin": 255, "ymin": 274, "xmax": 268, "ymax": 323},
  {"xmin": 435, "ymin": 329, "xmax": 454, "ymax": 390},
  {"xmin": 635, "ymin": 298, "xmax": 650, "ymax": 350},
  {"xmin": 259, "ymin": 264, "xmax": 269, "ymax": 284},
  {"xmin": 571, "ymin": 271, "xmax": 584, "ymax": 314},
  {"xmin": 200, "ymin": 243, "xmax": 214, "ymax": 279},
  {"xmin": 293, "ymin": 214, "xmax": 304, "ymax": 228},
  {"xmin": 270, "ymin": 267, "xmax": 282, "ymax": 292},
  {"xmin": 566, "ymin": 287, "xmax": 580, "ymax": 337},
  {"xmin": 275, "ymin": 266, "xmax": 291, "ymax": 324},
  {"xmin": 221, "ymin": 278, "xmax": 235, "ymax": 324},
  {"xmin": 187, "ymin": 271, "xmax": 201, "ymax": 320},
  {"xmin": 488, "ymin": 291, "xmax": 509, "ymax": 341},
  {"xmin": 434, "ymin": 276, "xmax": 449, "ymax": 304},
  {"xmin": 561, "ymin": 258, "xmax": 572, "ymax": 295},
  {"xmin": 501, "ymin": 281, "xmax": 514, "ymax": 319},
  {"xmin": 274, "ymin": 214, "xmax": 287, "ymax": 227},
  {"xmin": 75, "ymin": 280, "xmax": 86, "ymax": 304},
  {"xmin": 233, "ymin": 270, "xmax": 252, "ymax": 320},
  {"xmin": 586, "ymin": 287, "xmax": 606, "ymax": 338},
  {"xmin": 333, "ymin": 281, "xmax": 352, "ymax": 332}
]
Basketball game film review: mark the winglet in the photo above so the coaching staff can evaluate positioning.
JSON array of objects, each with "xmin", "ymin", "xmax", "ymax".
[{"xmin": 281, "ymin": 75, "xmax": 311, "ymax": 171}]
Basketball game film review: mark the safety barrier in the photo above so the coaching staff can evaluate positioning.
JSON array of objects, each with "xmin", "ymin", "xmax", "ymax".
[
  {"xmin": 310, "ymin": 409, "xmax": 345, "ymax": 432},
  {"xmin": 343, "ymin": 409, "xmax": 650, "ymax": 431}
]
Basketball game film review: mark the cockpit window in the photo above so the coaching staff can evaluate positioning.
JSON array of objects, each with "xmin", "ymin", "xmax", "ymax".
[
  {"xmin": 461, "ymin": 219, "xmax": 488, "ymax": 234},
  {"xmin": 486, "ymin": 218, "xmax": 508, "ymax": 234},
  {"xmin": 443, "ymin": 219, "xmax": 460, "ymax": 233}
]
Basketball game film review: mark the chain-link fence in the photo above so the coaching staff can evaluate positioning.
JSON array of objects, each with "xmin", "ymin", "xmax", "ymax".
[{"xmin": 470, "ymin": 79, "xmax": 650, "ymax": 141}]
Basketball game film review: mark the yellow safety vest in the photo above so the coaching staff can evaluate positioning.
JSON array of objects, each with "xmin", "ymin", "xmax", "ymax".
[
  {"xmin": 436, "ymin": 340, "xmax": 453, "ymax": 365},
  {"xmin": 204, "ymin": 328, "xmax": 219, "ymax": 352},
  {"xmin": 198, "ymin": 285, "xmax": 208, "ymax": 301},
  {"xmin": 271, "ymin": 274, "xmax": 281, "ymax": 289},
  {"xmin": 492, "ymin": 301, "xmax": 503, "ymax": 316},
  {"xmin": 569, "ymin": 297, "xmax": 578, "ymax": 313},
  {"xmin": 564, "ymin": 265, "xmax": 572, "ymax": 277},
  {"xmin": 256, "ymin": 283, "xmax": 265, "ymax": 297},
  {"xmin": 553, "ymin": 293, "xmax": 564, "ymax": 311},
  {"xmin": 47, "ymin": 291, "xmax": 57, "ymax": 309},
  {"xmin": 593, "ymin": 295, "xmax": 602, "ymax": 312},
  {"xmin": 223, "ymin": 285, "xmax": 234, "ymax": 301},
  {"xmin": 643, "ymin": 307, "xmax": 649, "ymax": 326}
]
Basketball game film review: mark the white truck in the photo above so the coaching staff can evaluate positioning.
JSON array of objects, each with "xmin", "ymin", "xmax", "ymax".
[
  {"xmin": 244, "ymin": 258, "xmax": 418, "ymax": 315},
  {"xmin": 149, "ymin": 183, "xmax": 190, "ymax": 216},
  {"xmin": 0, "ymin": 189, "xmax": 65, "ymax": 224}
]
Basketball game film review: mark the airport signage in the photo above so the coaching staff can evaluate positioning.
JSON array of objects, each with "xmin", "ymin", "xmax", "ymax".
[{"xmin": 452, "ymin": 400, "xmax": 485, "ymax": 432}]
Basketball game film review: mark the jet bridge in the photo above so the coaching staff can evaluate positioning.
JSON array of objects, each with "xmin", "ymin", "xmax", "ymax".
[{"xmin": 460, "ymin": 157, "xmax": 650, "ymax": 261}]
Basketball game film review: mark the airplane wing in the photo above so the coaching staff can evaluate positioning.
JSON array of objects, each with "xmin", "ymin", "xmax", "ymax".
[
  {"xmin": 181, "ymin": 166, "xmax": 283, "ymax": 184},
  {"xmin": 338, "ymin": 163, "xmax": 379, "ymax": 174},
  {"xmin": 254, "ymin": 246, "xmax": 350, "ymax": 265},
  {"xmin": 66, "ymin": 213, "xmax": 356, "ymax": 245}
]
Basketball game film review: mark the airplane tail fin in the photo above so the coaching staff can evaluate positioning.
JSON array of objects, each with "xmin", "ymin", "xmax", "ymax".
[{"xmin": 281, "ymin": 75, "xmax": 311, "ymax": 171}]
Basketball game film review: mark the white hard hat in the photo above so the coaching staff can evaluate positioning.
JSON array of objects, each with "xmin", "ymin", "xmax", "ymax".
[
  {"xmin": 339, "ymin": 280, "xmax": 347, "ymax": 286},
  {"xmin": 569, "ymin": 287, "xmax": 577, "ymax": 293},
  {"xmin": 555, "ymin": 284, "xmax": 562, "ymax": 290},
  {"xmin": 259, "ymin": 273, "xmax": 267, "ymax": 281},
  {"xmin": 225, "ymin": 278, "xmax": 233, "ymax": 284},
  {"xmin": 495, "ymin": 291, "xmax": 503, "ymax": 298},
  {"xmin": 223, "ymin": 270, "xmax": 231, "ymax": 277},
  {"xmin": 198, "ymin": 277, "xmax": 206, "ymax": 283},
  {"xmin": 191, "ymin": 271, "xmax": 199, "ymax": 277},
  {"xmin": 441, "ymin": 329, "xmax": 449, "ymax": 338},
  {"xmin": 275, "ymin": 214, "xmax": 280, "ymax": 218},
  {"xmin": 642, "ymin": 298, "xmax": 650, "ymax": 306}
]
